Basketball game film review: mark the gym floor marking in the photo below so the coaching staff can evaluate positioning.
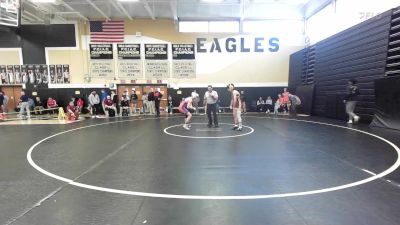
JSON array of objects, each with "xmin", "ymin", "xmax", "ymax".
[
  {"xmin": 26, "ymin": 116, "xmax": 400, "ymax": 200},
  {"xmin": 164, "ymin": 123, "xmax": 254, "ymax": 138}
]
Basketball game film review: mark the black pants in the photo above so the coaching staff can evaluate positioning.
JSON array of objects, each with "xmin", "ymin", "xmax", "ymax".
[
  {"xmin": 155, "ymin": 100, "xmax": 160, "ymax": 116},
  {"xmin": 207, "ymin": 103, "xmax": 218, "ymax": 126},
  {"xmin": 107, "ymin": 108, "xmax": 115, "ymax": 117},
  {"xmin": 92, "ymin": 104, "xmax": 101, "ymax": 115}
]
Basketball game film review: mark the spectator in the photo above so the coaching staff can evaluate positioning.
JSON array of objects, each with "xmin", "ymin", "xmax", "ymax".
[
  {"xmin": 240, "ymin": 91, "xmax": 247, "ymax": 113},
  {"xmin": 104, "ymin": 95, "xmax": 116, "ymax": 117},
  {"xmin": 142, "ymin": 92, "xmax": 148, "ymax": 114},
  {"xmin": 154, "ymin": 88, "xmax": 163, "ymax": 117},
  {"xmin": 111, "ymin": 90, "xmax": 120, "ymax": 116},
  {"xmin": 47, "ymin": 97, "xmax": 58, "ymax": 115},
  {"xmin": 19, "ymin": 91, "xmax": 30, "ymax": 119},
  {"xmin": 100, "ymin": 89, "xmax": 108, "ymax": 114},
  {"xmin": 88, "ymin": 91, "xmax": 100, "ymax": 118},
  {"xmin": 77, "ymin": 98, "xmax": 84, "ymax": 113},
  {"xmin": 130, "ymin": 89, "xmax": 138, "ymax": 115},
  {"xmin": 265, "ymin": 96, "xmax": 274, "ymax": 114},
  {"xmin": 282, "ymin": 88, "xmax": 290, "ymax": 113},
  {"xmin": 344, "ymin": 79, "xmax": 360, "ymax": 124},
  {"xmin": 289, "ymin": 94, "xmax": 301, "ymax": 116},
  {"xmin": 66, "ymin": 101, "xmax": 79, "ymax": 121},
  {"xmin": 148, "ymin": 88, "xmax": 155, "ymax": 114},
  {"xmin": 275, "ymin": 94, "xmax": 284, "ymax": 114},
  {"xmin": 256, "ymin": 97, "xmax": 265, "ymax": 112},
  {"xmin": 0, "ymin": 91, "xmax": 5, "ymax": 119},
  {"xmin": 34, "ymin": 96, "xmax": 45, "ymax": 115},
  {"xmin": 120, "ymin": 95, "xmax": 130, "ymax": 116}
]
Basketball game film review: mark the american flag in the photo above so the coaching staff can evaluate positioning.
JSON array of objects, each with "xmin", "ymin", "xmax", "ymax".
[{"xmin": 90, "ymin": 20, "xmax": 124, "ymax": 43}]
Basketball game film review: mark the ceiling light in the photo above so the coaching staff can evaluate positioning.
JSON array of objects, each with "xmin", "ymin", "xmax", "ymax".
[{"xmin": 31, "ymin": 0, "xmax": 56, "ymax": 3}]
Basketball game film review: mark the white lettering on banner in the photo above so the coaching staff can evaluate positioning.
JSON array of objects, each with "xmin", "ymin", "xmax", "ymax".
[
  {"xmin": 118, "ymin": 60, "xmax": 143, "ymax": 79},
  {"xmin": 145, "ymin": 61, "xmax": 169, "ymax": 79},
  {"xmin": 172, "ymin": 61, "xmax": 196, "ymax": 79},
  {"xmin": 90, "ymin": 60, "xmax": 114, "ymax": 78}
]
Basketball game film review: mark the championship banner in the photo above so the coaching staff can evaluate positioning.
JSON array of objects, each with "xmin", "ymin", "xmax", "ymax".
[
  {"xmin": 14, "ymin": 65, "xmax": 21, "ymax": 84},
  {"xmin": 0, "ymin": 65, "xmax": 6, "ymax": 84},
  {"xmin": 145, "ymin": 44, "xmax": 169, "ymax": 79},
  {"xmin": 49, "ymin": 65, "xmax": 56, "ymax": 84},
  {"xmin": 41, "ymin": 64, "xmax": 49, "ymax": 85},
  {"xmin": 172, "ymin": 44, "xmax": 196, "ymax": 79},
  {"xmin": 117, "ymin": 44, "xmax": 143, "ymax": 79},
  {"xmin": 56, "ymin": 65, "xmax": 63, "ymax": 83},
  {"xmin": 21, "ymin": 65, "xmax": 28, "ymax": 84},
  {"xmin": 63, "ymin": 65, "xmax": 70, "ymax": 83},
  {"xmin": 90, "ymin": 44, "xmax": 114, "ymax": 78},
  {"xmin": 27, "ymin": 65, "xmax": 35, "ymax": 85},
  {"xmin": 6, "ymin": 65, "xmax": 14, "ymax": 84},
  {"xmin": 118, "ymin": 44, "xmax": 140, "ymax": 60}
]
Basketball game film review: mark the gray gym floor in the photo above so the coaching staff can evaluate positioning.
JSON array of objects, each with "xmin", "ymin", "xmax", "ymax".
[{"xmin": 1, "ymin": 114, "xmax": 400, "ymax": 225}]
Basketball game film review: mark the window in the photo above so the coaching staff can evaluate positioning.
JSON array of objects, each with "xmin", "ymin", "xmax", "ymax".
[
  {"xmin": 209, "ymin": 21, "xmax": 239, "ymax": 33},
  {"xmin": 179, "ymin": 21, "xmax": 239, "ymax": 33},
  {"xmin": 242, "ymin": 20, "xmax": 304, "ymax": 35},
  {"xmin": 179, "ymin": 21, "xmax": 208, "ymax": 33}
]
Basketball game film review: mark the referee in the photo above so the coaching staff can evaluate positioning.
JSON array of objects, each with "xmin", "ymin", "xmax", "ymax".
[{"xmin": 203, "ymin": 85, "xmax": 219, "ymax": 128}]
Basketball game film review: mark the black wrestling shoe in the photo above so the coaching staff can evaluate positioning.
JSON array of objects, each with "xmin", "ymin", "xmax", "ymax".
[
  {"xmin": 232, "ymin": 126, "xmax": 238, "ymax": 130},
  {"xmin": 214, "ymin": 125, "xmax": 219, "ymax": 128},
  {"xmin": 207, "ymin": 124, "xmax": 212, "ymax": 128}
]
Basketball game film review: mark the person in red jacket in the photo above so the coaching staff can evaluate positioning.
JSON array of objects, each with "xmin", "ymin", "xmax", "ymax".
[
  {"xmin": 47, "ymin": 97, "xmax": 58, "ymax": 115},
  {"xmin": 66, "ymin": 101, "xmax": 79, "ymax": 121},
  {"xmin": 77, "ymin": 98, "xmax": 84, "ymax": 113}
]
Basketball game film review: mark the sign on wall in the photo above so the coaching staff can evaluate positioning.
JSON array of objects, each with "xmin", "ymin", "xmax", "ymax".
[
  {"xmin": 90, "ymin": 44, "xmax": 114, "ymax": 78},
  {"xmin": 144, "ymin": 44, "xmax": 169, "ymax": 79},
  {"xmin": 117, "ymin": 44, "xmax": 143, "ymax": 79},
  {"xmin": 172, "ymin": 44, "xmax": 196, "ymax": 79}
]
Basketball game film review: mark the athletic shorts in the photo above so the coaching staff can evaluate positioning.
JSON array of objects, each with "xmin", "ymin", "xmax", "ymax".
[{"xmin": 179, "ymin": 107, "xmax": 189, "ymax": 114}]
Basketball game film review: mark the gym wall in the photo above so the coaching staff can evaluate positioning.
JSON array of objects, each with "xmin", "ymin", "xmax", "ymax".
[
  {"xmin": 288, "ymin": 8, "xmax": 395, "ymax": 121},
  {"xmin": 1, "ymin": 19, "xmax": 304, "ymax": 87}
]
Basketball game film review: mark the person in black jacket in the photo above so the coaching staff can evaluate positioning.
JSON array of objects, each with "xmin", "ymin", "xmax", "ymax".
[
  {"xmin": 154, "ymin": 88, "xmax": 163, "ymax": 117},
  {"xmin": 343, "ymin": 79, "xmax": 360, "ymax": 124},
  {"xmin": 111, "ymin": 90, "xmax": 120, "ymax": 116}
]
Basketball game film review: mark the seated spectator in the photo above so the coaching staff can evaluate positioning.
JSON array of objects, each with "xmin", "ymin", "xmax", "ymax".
[
  {"xmin": 282, "ymin": 88, "xmax": 290, "ymax": 113},
  {"xmin": 66, "ymin": 101, "xmax": 79, "ymax": 121},
  {"xmin": 275, "ymin": 94, "xmax": 285, "ymax": 114},
  {"xmin": 256, "ymin": 97, "xmax": 266, "ymax": 112},
  {"xmin": 265, "ymin": 96, "xmax": 274, "ymax": 114},
  {"xmin": 77, "ymin": 98, "xmax": 85, "ymax": 113},
  {"xmin": 47, "ymin": 97, "xmax": 58, "ymax": 115},
  {"xmin": 104, "ymin": 95, "xmax": 116, "ymax": 117},
  {"xmin": 28, "ymin": 98, "xmax": 35, "ymax": 111},
  {"xmin": 120, "ymin": 95, "xmax": 130, "ymax": 117},
  {"xmin": 34, "ymin": 97, "xmax": 45, "ymax": 115}
]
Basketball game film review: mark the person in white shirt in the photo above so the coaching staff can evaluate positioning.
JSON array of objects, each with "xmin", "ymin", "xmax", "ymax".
[
  {"xmin": 88, "ymin": 91, "xmax": 100, "ymax": 118},
  {"xmin": 203, "ymin": 85, "xmax": 219, "ymax": 128},
  {"xmin": 256, "ymin": 97, "xmax": 265, "ymax": 112},
  {"xmin": 265, "ymin": 96, "xmax": 274, "ymax": 113}
]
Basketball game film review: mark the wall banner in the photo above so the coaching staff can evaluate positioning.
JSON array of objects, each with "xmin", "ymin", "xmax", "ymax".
[
  {"xmin": 117, "ymin": 44, "xmax": 142, "ymax": 79},
  {"xmin": 145, "ymin": 44, "xmax": 169, "ymax": 79},
  {"xmin": 172, "ymin": 44, "xmax": 196, "ymax": 79},
  {"xmin": 90, "ymin": 44, "xmax": 114, "ymax": 78}
]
